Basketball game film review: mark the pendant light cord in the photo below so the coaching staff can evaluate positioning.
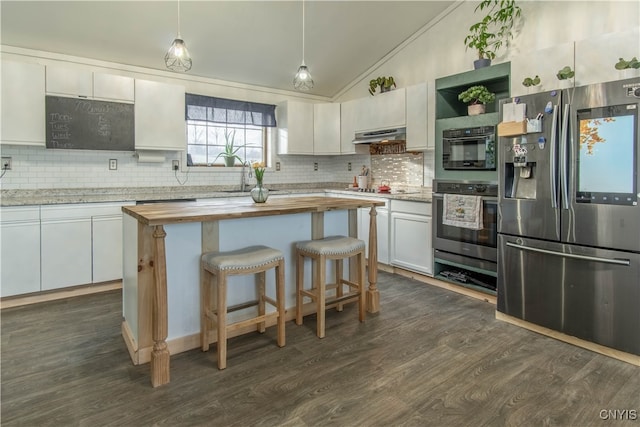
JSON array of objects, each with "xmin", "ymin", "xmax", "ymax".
[
  {"xmin": 177, "ymin": 0, "xmax": 182, "ymax": 37},
  {"xmin": 301, "ymin": 0, "xmax": 305, "ymax": 63}
]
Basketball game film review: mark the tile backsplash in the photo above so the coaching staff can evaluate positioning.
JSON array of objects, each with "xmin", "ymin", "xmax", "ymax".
[
  {"xmin": 369, "ymin": 151, "xmax": 434, "ymax": 189},
  {"xmin": 0, "ymin": 144, "xmax": 434, "ymax": 191}
]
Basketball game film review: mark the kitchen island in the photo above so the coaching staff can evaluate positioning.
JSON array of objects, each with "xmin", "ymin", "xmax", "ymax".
[{"xmin": 121, "ymin": 196, "xmax": 385, "ymax": 387}]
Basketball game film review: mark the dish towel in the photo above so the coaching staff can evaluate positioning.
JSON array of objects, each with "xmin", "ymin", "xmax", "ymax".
[{"xmin": 442, "ymin": 194, "xmax": 483, "ymax": 230}]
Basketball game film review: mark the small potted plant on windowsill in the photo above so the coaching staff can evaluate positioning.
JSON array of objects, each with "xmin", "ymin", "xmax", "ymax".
[
  {"xmin": 213, "ymin": 129, "xmax": 243, "ymax": 167},
  {"xmin": 458, "ymin": 85, "xmax": 496, "ymax": 115},
  {"xmin": 368, "ymin": 76, "xmax": 396, "ymax": 95}
]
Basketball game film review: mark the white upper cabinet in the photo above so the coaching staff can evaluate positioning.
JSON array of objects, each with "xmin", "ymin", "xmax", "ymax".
[
  {"xmin": 276, "ymin": 101, "xmax": 314, "ymax": 155},
  {"xmin": 405, "ymin": 82, "xmax": 432, "ymax": 151},
  {"xmin": 93, "ymin": 72, "xmax": 135, "ymax": 102},
  {"xmin": 340, "ymin": 98, "xmax": 361, "ymax": 154},
  {"xmin": 46, "ymin": 66, "xmax": 134, "ymax": 102},
  {"xmin": 356, "ymin": 88, "xmax": 406, "ymax": 132},
  {"xmin": 46, "ymin": 66, "xmax": 93, "ymax": 97},
  {"xmin": 313, "ymin": 103, "xmax": 341, "ymax": 155},
  {"xmin": 134, "ymin": 79, "xmax": 186, "ymax": 151},
  {"xmin": 1, "ymin": 60, "xmax": 46, "ymax": 146}
]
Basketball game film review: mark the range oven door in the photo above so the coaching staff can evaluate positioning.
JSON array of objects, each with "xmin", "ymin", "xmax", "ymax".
[{"xmin": 432, "ymin": 194, "xmax": 498, "ymax": 262}]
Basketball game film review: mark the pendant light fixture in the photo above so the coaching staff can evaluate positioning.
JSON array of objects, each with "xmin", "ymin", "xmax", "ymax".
[
  {"xmin": 293, "ymin": 0, "xmax": 313, "ymax": 90},
  {"xmin": 165, "ymin": 0, "xmax": 192, "ymax": 72}
]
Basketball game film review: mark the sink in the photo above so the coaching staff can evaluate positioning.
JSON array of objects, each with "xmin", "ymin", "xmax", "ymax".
[
  {"xmin": 219, "ymin": 189, "xmax": 280, "ymax": 193},
  {"xmin": 136, "ymin": 198, "xmax": 196, "ymax": 204}
]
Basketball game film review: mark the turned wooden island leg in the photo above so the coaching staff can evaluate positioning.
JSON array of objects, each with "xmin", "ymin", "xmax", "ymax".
[
  {"xmin": 151, "ymin": 225, "xmax": 170, "ymax": 387},
  {"xmin": 367, "ymin": 205, "xmax": 380, "ymax": 313}
]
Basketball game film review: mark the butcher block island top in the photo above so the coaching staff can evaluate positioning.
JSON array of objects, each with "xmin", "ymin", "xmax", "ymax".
[
  {"xmin": 121, "ymin": 196, "xmax": 385, "ymax": 387},
  {"xmin": 122, "ymin": 196, "xmax": 385, "ymax": 226}
]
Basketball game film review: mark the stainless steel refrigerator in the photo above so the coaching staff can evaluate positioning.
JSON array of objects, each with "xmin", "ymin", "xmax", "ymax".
[{"xmin": 497, "ymin": 78, "xmax": 640, "ymax": 356}]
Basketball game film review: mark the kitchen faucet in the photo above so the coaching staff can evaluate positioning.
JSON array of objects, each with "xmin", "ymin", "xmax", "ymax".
[{"xmin": 240, "ymin": 161, "xmax": 252, "ymax": 192}]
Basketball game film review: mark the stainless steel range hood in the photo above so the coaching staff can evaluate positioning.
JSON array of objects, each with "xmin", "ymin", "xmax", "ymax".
[{"xmin": 352, "ymin": 127, "xmax": 406, "ymax": 144}]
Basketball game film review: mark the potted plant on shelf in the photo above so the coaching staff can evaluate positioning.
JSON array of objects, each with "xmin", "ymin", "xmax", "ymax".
[
  {"xmin": 368, "ymin": 76, "xmax": 396, "ymax": 95},
  {"xmin": 522, "ymin": 75, "xmax": 541, "ymax": 92},
  {"xmin": 464, "ymin": 0, "xmax": 522, "ymax": 69},
  {"xmin": 213, "ymin": 129, "xmax": 243, "ymax": 167},
  {"xmin": 556, "ymin": 65, "xmax": 575, "ymax": 88},
  {"xmin": 615, "ymin": 57, "xmax": 640, "ymax": 78},
  {"xmin": 458, "ymin": 85, "xmax": 496, "ymax": 115}
]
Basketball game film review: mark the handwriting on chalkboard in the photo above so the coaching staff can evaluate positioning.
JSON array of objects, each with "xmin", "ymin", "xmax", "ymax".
[{"xmin": 46, "ymin": 96, "xmax": 134, "ymax": 151}]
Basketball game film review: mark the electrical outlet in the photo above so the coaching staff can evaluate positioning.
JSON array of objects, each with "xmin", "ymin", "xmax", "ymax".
[
  {"xmin": 2, "ymin": 157, "xmax": 12, "ymax": 170},
  {"xmin": 275, "ymin": 162, "xmax": 281, "ymax": 171},
  {"xmin": 108, "ymin": 159, "xmax": 117, "ymax": 170},
  {"xmin": 172, "ymin": 160, "xmax": 179, "ymax": 171},
  {"xmin": 348, "ymin": 162, "xmax": 352, "ymax": 171},
  {"xmin": 314, "ymin": 162, "xmax": 318, "ymax": 171}
]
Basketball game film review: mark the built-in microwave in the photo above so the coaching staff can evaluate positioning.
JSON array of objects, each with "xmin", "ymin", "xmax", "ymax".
[{"xmin": 442, "ymin": 126, "xmax": 496, "ymax": 170}]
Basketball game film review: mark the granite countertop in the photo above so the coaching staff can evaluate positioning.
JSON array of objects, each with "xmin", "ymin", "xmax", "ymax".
[{"xmin": 1, "ymin": 184, "xmax": 432, "ymax": 207}]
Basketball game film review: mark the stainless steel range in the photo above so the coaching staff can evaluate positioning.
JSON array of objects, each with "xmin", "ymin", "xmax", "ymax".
[{"xmin": 432, "ymin": 180, "xmax": 498, "ymax": 293}]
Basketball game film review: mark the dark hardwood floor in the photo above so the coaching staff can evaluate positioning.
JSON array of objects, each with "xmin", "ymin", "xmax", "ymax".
[{"xmin": 2, "ymin": 271, "xmax": 639, "ymax": 426}]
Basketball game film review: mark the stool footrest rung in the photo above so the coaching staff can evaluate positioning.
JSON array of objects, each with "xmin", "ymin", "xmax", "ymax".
[
  {"xmin": 328, "ymin": 292, "xmax": 361, "ymax": 306},
  {"xmin": 299, "ymin": 290, "xmax": 361, "ymax": 306},
  {"xmin": 205, "ymin": 300, "xmax": 259, "ymax": 320},
  {"xmin": 227, "ymin": 300, "xmax": 259, "ymax": 313},
  {"xmin": 263, "ymin": 296, "xmax": 278, "ymax": 308},
  {"xmin": 226, "ymin": 312, "xmax": 279, "ymax": 333}
]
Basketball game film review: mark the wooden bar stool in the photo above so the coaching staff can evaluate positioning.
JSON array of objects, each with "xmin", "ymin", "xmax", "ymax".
[
  {"xmin": 201, "ymin": 245, "xmax": 286, "ymax": 369},
  {"xmin": 295, "ymin": 235, "xmax": 366, "ymax": 338}
]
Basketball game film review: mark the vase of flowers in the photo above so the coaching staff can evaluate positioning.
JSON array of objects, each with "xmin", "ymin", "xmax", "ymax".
[{"xmin": 250, "ymin": 162, "xmax": 269, "ymax": 203}]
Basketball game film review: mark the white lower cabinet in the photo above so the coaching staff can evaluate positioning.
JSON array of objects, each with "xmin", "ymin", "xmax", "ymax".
[
  {"xmin": 3, "ymin": 202, "xmax": 132, "ymax": 295},
  {"xmin": 358, "ymin": 206, "xmax": 389, "ymax": 265},
  {"xmin": 41, "ymin": 216, "xmax": 93, "ymax": 291},
  {"xmin": 390, "ymin": 200, "xmax": 432, "ymax": 275},
  {"xmin": 92, "ymin": 215, "xmax": 125, "ymax": 283},
  {"xmin": 0, "ymin": 207, "xmax": 41, "ymax": 297}
]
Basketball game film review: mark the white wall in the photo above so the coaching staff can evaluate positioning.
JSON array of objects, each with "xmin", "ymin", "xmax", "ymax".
[{"xmin": 336, "ymin": 1, "xmax": 640, "ymax": 101}]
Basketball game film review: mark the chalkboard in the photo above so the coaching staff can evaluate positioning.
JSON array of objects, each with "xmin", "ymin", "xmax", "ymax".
[{"xmin": 45, "ymin": 96, "xmax": 134, "ymax": 151}]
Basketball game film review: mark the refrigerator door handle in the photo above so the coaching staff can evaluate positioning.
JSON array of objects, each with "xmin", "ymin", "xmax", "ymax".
[
  {"xmin": 560, "ymin": 103, "xmax": 570, "ymax": 210},
  {"xmin": 505, "ymin": 241, "xmax": 631, "ymax": 266},
  {"xmin": 549, "ymin": 105, "xmax": 559, "ymax": 209}
]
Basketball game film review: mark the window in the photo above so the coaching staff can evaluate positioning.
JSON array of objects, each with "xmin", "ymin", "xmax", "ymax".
[{"xmin": 185, "ymin": 94, "xmax": 277, "ymax": 167}]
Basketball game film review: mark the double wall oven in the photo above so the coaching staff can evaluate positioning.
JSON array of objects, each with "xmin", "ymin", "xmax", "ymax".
[{"xmin": 432, "ymin": 180, "xmax": 498, "ymax": 292}]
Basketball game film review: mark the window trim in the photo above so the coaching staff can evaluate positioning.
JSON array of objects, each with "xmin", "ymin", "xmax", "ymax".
[{"xmin": 185, "ymin": 94, "xmax": 276, "ymax": 169}]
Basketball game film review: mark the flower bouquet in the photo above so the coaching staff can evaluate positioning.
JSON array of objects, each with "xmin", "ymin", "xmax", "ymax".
[{"xmin": 251, "ymin": 162, "xmax": 268, "ymax": 203}]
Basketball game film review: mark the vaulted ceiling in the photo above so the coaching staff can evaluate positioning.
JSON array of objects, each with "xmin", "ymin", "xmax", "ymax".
[{"xmin": 1, "ymin": 1, "xmax": 455, "ymax": 98}]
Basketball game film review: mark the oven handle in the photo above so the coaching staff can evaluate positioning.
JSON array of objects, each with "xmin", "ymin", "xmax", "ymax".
[
  {"xmin": 433, "ymin": 193, "xmax": 497, "ymax": 203},
  {"xmin": 443, "ymin": 134, "xmax": 494, "ymax": 142}
]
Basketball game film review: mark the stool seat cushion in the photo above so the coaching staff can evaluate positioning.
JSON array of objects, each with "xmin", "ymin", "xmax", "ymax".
[
  {"xmin": 202, "ymin": 245, "xmax": 284, "ymax": 271},
  {"xmin": 295, "ymin": 235, "xmax": 365, "ymax": 256}
]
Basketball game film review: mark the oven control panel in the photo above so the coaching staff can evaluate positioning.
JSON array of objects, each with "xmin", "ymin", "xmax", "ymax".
[{"xmin": 434, "ymin": 180, "xmax": 498, "ymax": 197}]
